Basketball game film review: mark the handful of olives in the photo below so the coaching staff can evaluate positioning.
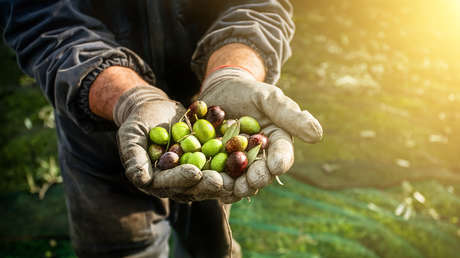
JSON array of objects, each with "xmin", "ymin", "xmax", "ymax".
[{"xmin": 148, "ymin": 100, "xmax": 268, "ymax": 179}]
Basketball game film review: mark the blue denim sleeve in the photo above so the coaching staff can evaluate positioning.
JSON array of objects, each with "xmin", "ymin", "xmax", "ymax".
[
  {"xmin": 191, "ymin": 0, "xmax": 295, "ymax": 84},
  {"xmin": 0, "ymin": 0, "xmax": 154, "ymax": 133}
]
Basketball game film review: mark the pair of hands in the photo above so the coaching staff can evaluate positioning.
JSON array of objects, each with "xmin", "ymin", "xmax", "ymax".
[{"xmin": 115, "ymin": 68, "xmax": 322, "ymax": 203}]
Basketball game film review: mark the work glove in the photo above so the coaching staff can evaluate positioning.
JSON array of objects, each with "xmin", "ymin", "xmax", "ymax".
[
  {"xmin": 115, "ymin": 86, "xmax": 224, "ymax": 202},
  {"xmin": 199, "ymin": 67, "xmax": 323, "ymax": 203}
]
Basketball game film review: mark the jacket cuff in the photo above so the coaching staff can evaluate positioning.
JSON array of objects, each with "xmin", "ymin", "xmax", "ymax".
[{"xmin": 76, "ymin": 48, "xmax": 155, "ymax": 132}]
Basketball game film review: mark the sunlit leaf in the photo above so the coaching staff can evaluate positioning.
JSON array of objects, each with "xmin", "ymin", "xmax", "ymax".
[
  {"xmin": 222, "ymin": 121, "xmax": 240, "ymax": 145},
  {"xmin": 247, "ymin": 144, "xmax": 261, "ymax": 165}
]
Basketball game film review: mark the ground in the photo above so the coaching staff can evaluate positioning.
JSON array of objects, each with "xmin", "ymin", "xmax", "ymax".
[{"xmin": 1, "ymin": 0, "xmax": 459, "ymax": 257}]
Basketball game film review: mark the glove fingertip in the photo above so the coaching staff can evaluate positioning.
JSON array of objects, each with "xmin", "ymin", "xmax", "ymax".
[
  {"xmin": 125, "ymin": 163, "xmax": 154, "ymax": 187},
  {"xmin": 178, "ymin": 164, "xmax": 204, "ymax": 182},
  {"xmin": 247, "ymin": 160, "xmax": 272, "ymax": 189},
  {"xmin": 298, "ymin": 111, "xmax": 323, "ymax": 143},
  {"xmin": 267, "ymin": 154, "xmax": 293, "ymax": 176}
]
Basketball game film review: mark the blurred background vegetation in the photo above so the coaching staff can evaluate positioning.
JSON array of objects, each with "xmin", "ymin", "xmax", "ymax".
[{"xmin": 1, "ymin": 0, "xmax": 459, "ymax": 257}]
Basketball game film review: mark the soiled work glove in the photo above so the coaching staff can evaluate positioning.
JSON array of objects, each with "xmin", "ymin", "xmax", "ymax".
[
  {"xmin": 114, "ymin": 86, "xmax": 206, "ymax": 200},
  {"xmin": 115, "ymin": 86, "xmax": 238, "ymax": 202},
  {"xmin": 200, "ymin": 67, "xmax": 323, "ymax": 203}
]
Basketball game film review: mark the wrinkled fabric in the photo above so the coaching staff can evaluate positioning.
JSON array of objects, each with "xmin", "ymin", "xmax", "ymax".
[{"xmin": 1, "ymin": 0, "xmax": 294, "ymax": 257}]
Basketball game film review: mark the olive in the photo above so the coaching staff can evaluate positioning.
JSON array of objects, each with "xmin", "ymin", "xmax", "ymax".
[
  {"xmin": 239, "ymin": 116, "xmax": 261, "ymax": 134},
  {"xmin": 247, "ymin": 133, "xmax": 268, "ymax": 150},
  {"xmin": 225, "ymin": 151, "xmax": 248, "ymax": 178},
  {"xmin": 149, "ymin": 127, "xmax": 169, "ymax": 145},
  {"xmin": 211, "ymin": 152, "xmax": 228, "ymax": 172},
  {"xmin": 205, "ymin": 105, "xmax": 225, "ymax": 128},
  {"xmin": 186, "ymin": 152, "xmax": 207, "ymax": 170},
  {"xmin": 148, "ymin": 144, "xmax": 164, "ymax": 162},
  {"xmin": 225, "ymin": 135, "xmax": 248, "ymax": 153},
  {"xmin": 172, "ymin": 122, "xmax": 191, "ymax": 142},
  {"xmin": 180, "ymin": 135, "xmax": 201, "ymax": 152},
  {"xmin": 168, "ymin": 143, "xmax": 184, "ymax": 156},
  {"xmin": 187, "ymin": 100, "xmax": 207, "ymax": 123},
  {"xmin": 193, "ymin": 119, "xmax": 216, "ymax": 143},
  {"xmin": 202, "ymin": 139, "xmax": 223, "ymax": 157},
  {"xmin": 180, "ymin": 152, "xmax": 192, "ymax": 164},
  {"xmin": 157, "ymin": 152, "xmax": 179, "ymax": 170},
  {"xmin": 219, "ymin": 119, "xmax": 237, "ymax": 135}
]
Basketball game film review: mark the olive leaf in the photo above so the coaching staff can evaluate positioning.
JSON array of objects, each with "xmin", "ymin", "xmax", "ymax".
[
  {"xmin": 247, "ymin": 144, "xmax": 261, "ymax": 165},
  {"xmin": 222, "ymin": 120, "xmax": 240, "ymax": 145}
]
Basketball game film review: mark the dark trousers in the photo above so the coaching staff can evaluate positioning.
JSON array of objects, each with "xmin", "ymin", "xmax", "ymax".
[{"xmin": 59, "ymin": 146, "xmax": 232, "ymax": 258}]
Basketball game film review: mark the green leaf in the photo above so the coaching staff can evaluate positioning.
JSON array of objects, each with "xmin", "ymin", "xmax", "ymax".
[
  {"xmin": 222, "ymin": 120, "xmax": 240, "ymax": 145},
  {"xmin": 247, "ymin": 144, "xmax": 261, "ymax": 165}
]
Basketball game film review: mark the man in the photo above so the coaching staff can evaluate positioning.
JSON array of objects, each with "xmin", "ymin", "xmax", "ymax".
[{"xmin": 1, "ymin": 0, "xmax": 322, "ymax": 257}]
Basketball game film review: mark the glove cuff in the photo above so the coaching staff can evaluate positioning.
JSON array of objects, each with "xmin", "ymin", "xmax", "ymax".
[
  {"xmin": 113, "ymin": 86, "xmax": 171, "ymax": 126},
  {"xmin": 201, "ymin": 67, "xmax": 256, "ymax": 94}
]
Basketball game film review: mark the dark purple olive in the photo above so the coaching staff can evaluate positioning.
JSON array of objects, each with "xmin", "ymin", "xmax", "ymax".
[
  {"xmin": 225, "ymin": 151, "xmax": 248, "ymax": 178},
  {"xmin": 168, "ymin": 143, "xmax": 184, "ymax": 156},
  {"xmin": 205, "ymin": 106, "xmax": 225, "ymax": 128},
  {"xmin": 157, "ymin": 152, "xmax": 179, "ymax": 170},
  {"xmin": 247, "ymin": 133, "xmax": 268, "ymax": 150}
]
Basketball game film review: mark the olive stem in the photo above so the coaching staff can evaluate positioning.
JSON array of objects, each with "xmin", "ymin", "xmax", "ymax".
[
  {"xmin": 179, "ymin": 108, "xmax": 191, "ymax": 122},
  {"xmin": 275, "ymin": 176, "xmax": 284, "ymax": 186},
  {"xmin": 176, "ymin": 131, "xmax": 196, "ymax": 143},
  {"xmin": 182, "ymin": 109, "xmax": 193, "ymax": 130},
  {"xmin": 165, "ymin": 120, "xmax": 172, "ymax": 151}
]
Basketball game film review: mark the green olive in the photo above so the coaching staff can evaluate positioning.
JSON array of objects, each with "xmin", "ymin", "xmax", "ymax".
[
  {"xmin": 193, "ymin": 119, "xmax": 216, "ymax": 143},
  {"xmin": 180, "ymin": 152, "xmax": 192, "ymax": 164},
  {"xmin": 239, "ymin": 116, "xmax": 261, "ymax": 134},
  {"xmin": 149, "ymin": 127, "xmax": 169, "ymax": 145},
  {"xmin": 172, "ymin": 122, "xmax": 191, "ymax": 142},
  {"xmin": 186, "ymin": 152, "xmax": 207, "ymax": 170},
  {"xmin": 211, "ymin": 152, "xmax": 228, "ymax": 172},
  {"xmin": 202, "ymin": 139, "xmax": 223, "ymax": 157},
  {"xmin": 180, "ymin": 135, "xmax": 201, "ymax": 152}
]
